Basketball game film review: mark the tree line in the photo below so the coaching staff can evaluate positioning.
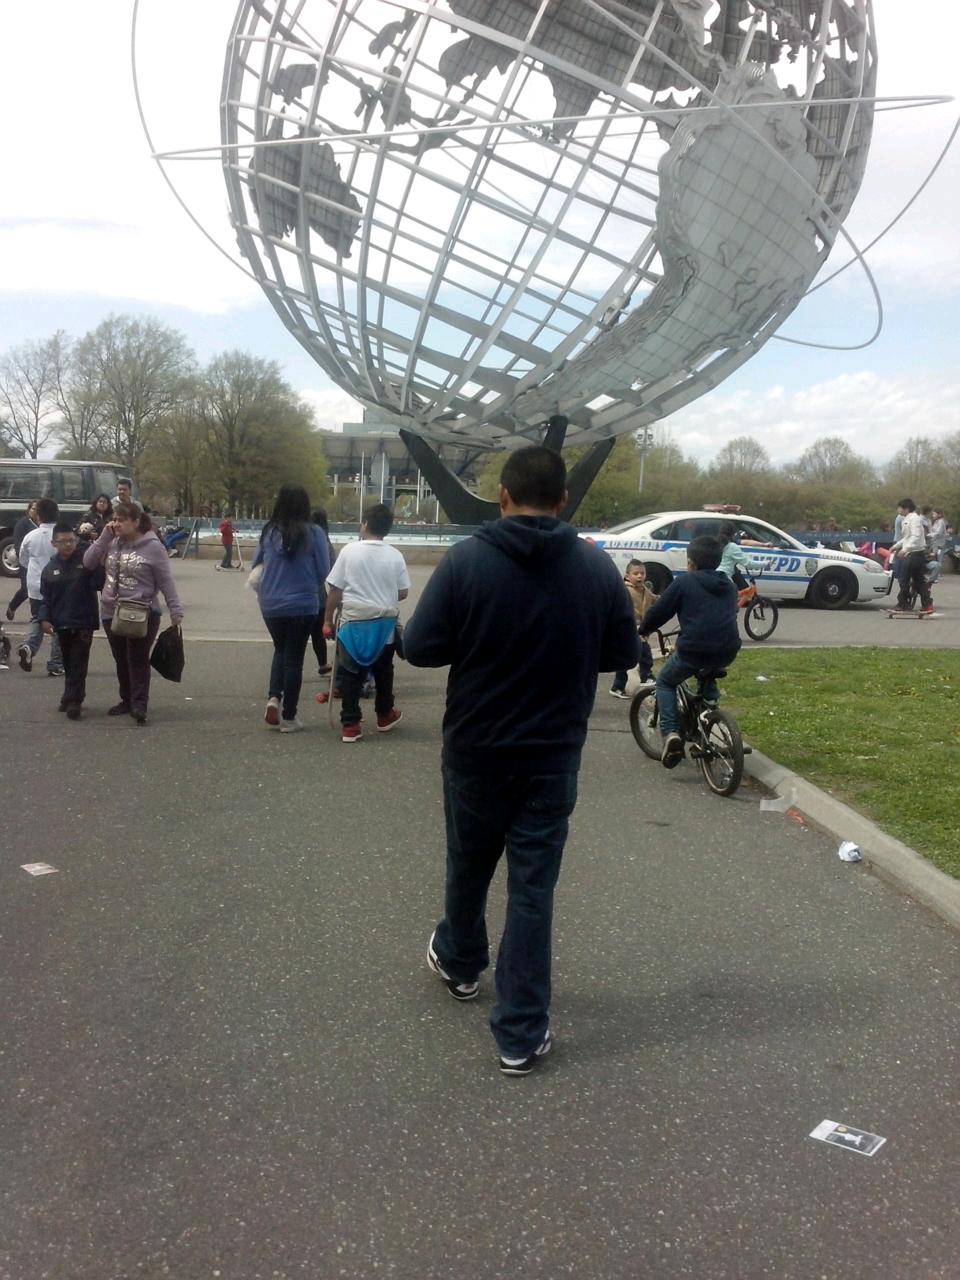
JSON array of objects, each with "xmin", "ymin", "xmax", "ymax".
[
  {"xmin": 479, "ymin": 431, "xmax": 960, "ymax": 531},
  {"xmin": 0, "ymin": 315, "xmax": 328, "ymax": 515},
  {"xmin": 4, "ymin": 316, "xmax": 956, "ymax": 528}
]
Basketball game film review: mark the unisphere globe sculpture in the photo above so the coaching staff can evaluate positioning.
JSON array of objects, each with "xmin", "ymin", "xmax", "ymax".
[{"xmin": 221, "ymin": 0, "xmax": 876, "ymax": 515}]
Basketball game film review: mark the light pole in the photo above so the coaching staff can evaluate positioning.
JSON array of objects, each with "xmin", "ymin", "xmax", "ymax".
[{"xmin": 637, "ymin": 428, "xmax": 655, "ymax": 494}]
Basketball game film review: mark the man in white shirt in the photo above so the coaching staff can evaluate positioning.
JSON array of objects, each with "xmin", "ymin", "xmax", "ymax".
[
  {"xmin": 17, "ymin": 497, "xmax": 64, "ymax": 674},
  {"xmin": 888, "ymin": 497, "xmax": 933, "ymax": 614},
  {"xmin": 323, "ymin": 503, "xmax": 411, "ymax": 742}
]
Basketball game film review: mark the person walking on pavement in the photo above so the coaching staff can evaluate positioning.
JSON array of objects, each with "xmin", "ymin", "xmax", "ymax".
[
  {"xmin": 5, "ymin": 500, "xmax": 37, "ymax": 620},
  {"xmin": 17, "ymin": 498, "xmax": 64, "ymax": 676},
  {"xmin": 889, "ymin": 498, "xmax": 934, "ymax": 614},
  {"xmin": 403, "ymin": 446, "xmax": 638, "ymax": 1076},
  {"xmin": 38, "ymin": 523, "xmax": 103, "ymax": 719},
  {"xmin": 252, "ymin": 484, "xmax": 330, "ymax": 733},
  {"xmin": 83, "ymin": 502, "xmax": 185, "ymax": 725},
  {"xmin": 218, "ymin": 516, "xmax": 235, "ymax": 570},
  {"xmin": 321, "ymin": 503, "xmax": 409, "ymax": 742}
]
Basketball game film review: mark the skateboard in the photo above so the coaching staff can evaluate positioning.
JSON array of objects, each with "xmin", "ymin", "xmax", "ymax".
[{"xmin": 887, "ymin": 609, "xmax": 938, "ymax": 620}]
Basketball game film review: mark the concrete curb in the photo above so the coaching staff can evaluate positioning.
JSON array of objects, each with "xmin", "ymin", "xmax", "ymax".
[{"xmin": 746, "ymin": 749, "xmax": 960, "ymax": 931}]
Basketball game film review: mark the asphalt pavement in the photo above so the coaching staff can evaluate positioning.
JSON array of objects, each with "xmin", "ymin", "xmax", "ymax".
[{"xmin": 1, "ymin": 560, "xmax": 958, "ymax": 1279}]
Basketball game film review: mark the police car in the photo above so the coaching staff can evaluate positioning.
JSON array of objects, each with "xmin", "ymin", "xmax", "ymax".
[{"xmin": 583, "ymin": 508, "xmax": 892, "ymax": 609}]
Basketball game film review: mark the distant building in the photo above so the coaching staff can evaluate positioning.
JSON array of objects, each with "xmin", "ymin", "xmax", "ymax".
[{"xmin": 318, "ymin": 409, "xmax": 486, "ymax": 522}]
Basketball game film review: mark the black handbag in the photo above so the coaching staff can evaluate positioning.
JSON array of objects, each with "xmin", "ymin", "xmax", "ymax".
[{"xmin": 150, "ymin": 624, "xmax": 185, "ymax": 682}]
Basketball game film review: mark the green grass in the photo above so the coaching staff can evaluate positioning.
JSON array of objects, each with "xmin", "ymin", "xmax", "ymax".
[{"xmin": 722, "ymin": 648, "xmax": 960, "ymax": 879}]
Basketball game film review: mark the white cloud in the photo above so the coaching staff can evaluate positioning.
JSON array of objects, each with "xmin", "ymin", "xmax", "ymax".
[
  {"xmin": 666, "ymin": 369, "xmax": 960, "ymax": 465},
  {"xmin": 300, "ymin": 386, "xmax": 365, "ymax": 431}
]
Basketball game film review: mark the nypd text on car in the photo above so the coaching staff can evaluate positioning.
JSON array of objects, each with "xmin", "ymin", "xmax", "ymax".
[{"xmin": 581, "ymin": 509, "xmax": 892, "ymax": 609}]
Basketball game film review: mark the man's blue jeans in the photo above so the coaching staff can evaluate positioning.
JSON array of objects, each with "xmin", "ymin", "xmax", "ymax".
[
  {"xmin": 655, "ymin": 652, "xmax": 720, "ymax": 735},
  {"xmin": 433, "ymin": 766, "xmax": 578, "ymax": 1059}
]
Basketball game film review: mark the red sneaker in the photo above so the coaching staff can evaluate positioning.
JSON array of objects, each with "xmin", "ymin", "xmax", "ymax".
[
  {"xmin": 376, "ymin": 708, "xmax": 403, "ymax": 733},
  {"xmin": 315, "ymin": 690, "xmax": 341, "ymax": 705},
  {"xmin": 342, "ymin": 722, "xmax": 362, "ymax": 743},
  {"xmin": 264, "ymin": 697, "xmax": 280, "ymax": 727}
]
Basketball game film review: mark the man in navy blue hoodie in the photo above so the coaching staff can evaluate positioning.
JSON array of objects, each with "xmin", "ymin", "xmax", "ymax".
[
  {"xmin": 403, "ymin": 446, "xmax": 638, "ymax": 1076},
  {"xmin": 640, "ymin": 535, "xmax": 741, "ymax": 769}
]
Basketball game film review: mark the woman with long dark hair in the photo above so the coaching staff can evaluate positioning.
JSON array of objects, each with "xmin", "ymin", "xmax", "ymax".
[
  {"xmin": 83, "ymin": 502, "xmax": 184, "ymax": 725},
  {"xmin": 253, "ymin": 484, "xmax": 330, "ymax": 732},
  {"xmin": 77, "ymin": 493, "xmax": 113, "ymax": 538}
]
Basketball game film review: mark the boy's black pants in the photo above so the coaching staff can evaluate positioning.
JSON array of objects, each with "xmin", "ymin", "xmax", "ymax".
[{"xmin": 57, "ymin": 628, "xmax": 93, "ymax": 707}]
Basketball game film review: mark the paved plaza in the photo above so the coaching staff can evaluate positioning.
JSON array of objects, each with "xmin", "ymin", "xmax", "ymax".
[{"xmin": 1, "ymin": 561, "xmax": 959, "ymax": 1278}]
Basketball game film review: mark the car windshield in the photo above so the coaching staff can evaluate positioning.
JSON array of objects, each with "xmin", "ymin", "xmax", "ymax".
[{"xmin": 601, "ymin": 514, "xmax": 668, "ymax": 535}]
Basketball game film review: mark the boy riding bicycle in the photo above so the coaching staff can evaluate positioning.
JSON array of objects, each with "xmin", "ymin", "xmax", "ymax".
[{"xmin": 639, "ymin": 535, "xmax": 741, "ymax": 769}]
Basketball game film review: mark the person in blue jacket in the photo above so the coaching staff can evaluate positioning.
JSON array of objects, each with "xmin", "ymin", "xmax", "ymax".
[
  {"xmin": 38, "ymin": 522, "xmax": 104, "ymax": 719},
  {"xmin": 640, "ymin": 535, "xmax": 741, "ymax": 769},
  {"xmin": 252, "ymin": 484, "xmax": 330, "ymax": 733},
  {"xmin": 403, "ymin": 446, "xmax": 638, "ymax": 1076}
]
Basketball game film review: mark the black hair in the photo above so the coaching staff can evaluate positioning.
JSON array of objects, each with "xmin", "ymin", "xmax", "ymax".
[
  {"xmin": 114, "ymin": 501, "xmax": 153, "ymax": 534},
  {"xmin": 36, "ymin": 498, "xmax": 60, "ymax": 523},
  {"xmin": 93, "ymin": 494, "xmax": 114, "ymax": 516},
  {"xmin": 717, "ymin": 522, "xmax": 736, "ymax": 543},
  {"xmin": 626, "ymin": 559, "xmax": 644, "ymax": 571},
  {"xmin": 117, "ymin": 477, "xmax": 133, "ymax": 490},
  {"xmin": 312, "ymin": 508, "xmax": 330, "ymax": 534},
  {"xmin": 263, "ymin": 483, "xmax": 311, "ymax": 555},
  {"xmin": 898, "ymin": 497, "xmax": 916, "ymax": 512},
  {"xmin": 363, "ymin": 503, "xmax": 394, "ymax": 539},
  {"xmin": 687, "ymin": 534, "xmax": 723, "ymax": 571},
  {"xmin": 499, "ymin": 446, "xmax": 566, "ymax": 510},
  {"xmin": 52, "ymin": 522, "xmax": 76, "ymax": 539}
]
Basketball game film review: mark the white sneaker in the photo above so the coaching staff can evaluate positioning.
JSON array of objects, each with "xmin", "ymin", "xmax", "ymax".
[{"xmin": 279, "ymin": 717, "xmax": 304, "ymax": 733}]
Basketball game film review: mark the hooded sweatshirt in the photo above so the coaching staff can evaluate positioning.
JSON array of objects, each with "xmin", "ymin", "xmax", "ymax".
[
  {"xmin": 640, "ymin": 570, "xmax": 740, "ymax": 661},
  {"xmin": 83, "ymin": 526, "xmax": 184, "ymax": 620},
  {"xmin": 403, "ymin": 516, "xmax": 639, "ymax": 774}
]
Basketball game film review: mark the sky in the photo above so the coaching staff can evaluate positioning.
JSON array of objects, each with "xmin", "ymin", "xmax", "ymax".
[{"xmin": 1, "ymin": 0, "xmax": 958, "ymax": 467}]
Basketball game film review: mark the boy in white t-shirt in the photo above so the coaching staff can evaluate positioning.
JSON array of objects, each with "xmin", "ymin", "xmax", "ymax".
[{"xmin": 323, "ymin": 504, "xmax": 411, "ymax": 742}]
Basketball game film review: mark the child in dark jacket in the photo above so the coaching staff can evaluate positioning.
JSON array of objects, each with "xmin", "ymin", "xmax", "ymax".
[
  {"xmin": 640, "ymin": 534, "xmax": 740, "ymax": 769},
  {"xmin": 39, "ymin": 523, "xmax": 103, "ymax": 719}
]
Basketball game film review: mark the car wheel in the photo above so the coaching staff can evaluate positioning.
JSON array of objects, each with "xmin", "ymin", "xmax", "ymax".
[
  {"xmin": 810, "ymin": 568, "xmax": 855, "ymax": 609},
  {"xmin": 0, "ymin": 536, "xmax": 20, "ymax": 579},
  {"xmin": 644, "ymin": 563, "xmax": 672, "ymax": 595}
]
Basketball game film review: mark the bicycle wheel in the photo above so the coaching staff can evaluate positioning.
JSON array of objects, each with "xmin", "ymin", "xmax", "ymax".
[
  {"xmin": 629, "ymin": 685, "xmax": 663, "ymax": 760},
  {"xmin": 696, "ymin": 709, "xmax": 744, "ymax": 797},
  {"xmin": 743, "ymin": 596, "xmax": 779, "ymax": 641}
]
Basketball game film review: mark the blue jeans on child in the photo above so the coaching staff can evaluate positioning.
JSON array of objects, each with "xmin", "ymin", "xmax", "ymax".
[{"xmin": 655, "ymin": 651, "xmax": 727, "ymax": 735}]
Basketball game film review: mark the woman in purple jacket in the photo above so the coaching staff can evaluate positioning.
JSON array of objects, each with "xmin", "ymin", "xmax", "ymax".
[{"xmin": 83, "ymin": 502, "xmax": 184, "ymax": 725}]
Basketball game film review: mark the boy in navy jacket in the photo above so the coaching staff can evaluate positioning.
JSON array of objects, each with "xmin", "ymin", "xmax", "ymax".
[
  {"xmin": 640, "ymin": 534, "xmax": 740, "ymax": 769},
  {"xmin": 39, "ymin": 523, "xmax": 103, "ymax": 719}
]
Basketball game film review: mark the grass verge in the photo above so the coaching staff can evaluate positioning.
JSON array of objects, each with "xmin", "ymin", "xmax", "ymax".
[{"xmin": 723, "ymin": 648, "xmax": 960, "ymax": 880}]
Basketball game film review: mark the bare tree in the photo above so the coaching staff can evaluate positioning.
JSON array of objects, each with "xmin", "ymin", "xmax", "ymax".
[
  {"xmin": 199, "ymin": 351, "xmax": 322, "ymax": 511},
  {"xmin": 789, "ymin": 436, "xmax": 876, "ymax": 486},
  {"xmin": 54, "ymin": 332, "xmax": 109, "ymax": 458},
  {"xmin": 710, "ymin": 436, "xmax": 771, "ymax": 474},
  {"xmin": 0, "ymin": 333, "xmax": 65, "ymax": 458},
  {"xmin": 885, "ymin": 436, "xmax": 945, "ymax": 497},
  {"xmin": 72, "ymin": 315, "xmax": 195, "ymax": 476}
]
